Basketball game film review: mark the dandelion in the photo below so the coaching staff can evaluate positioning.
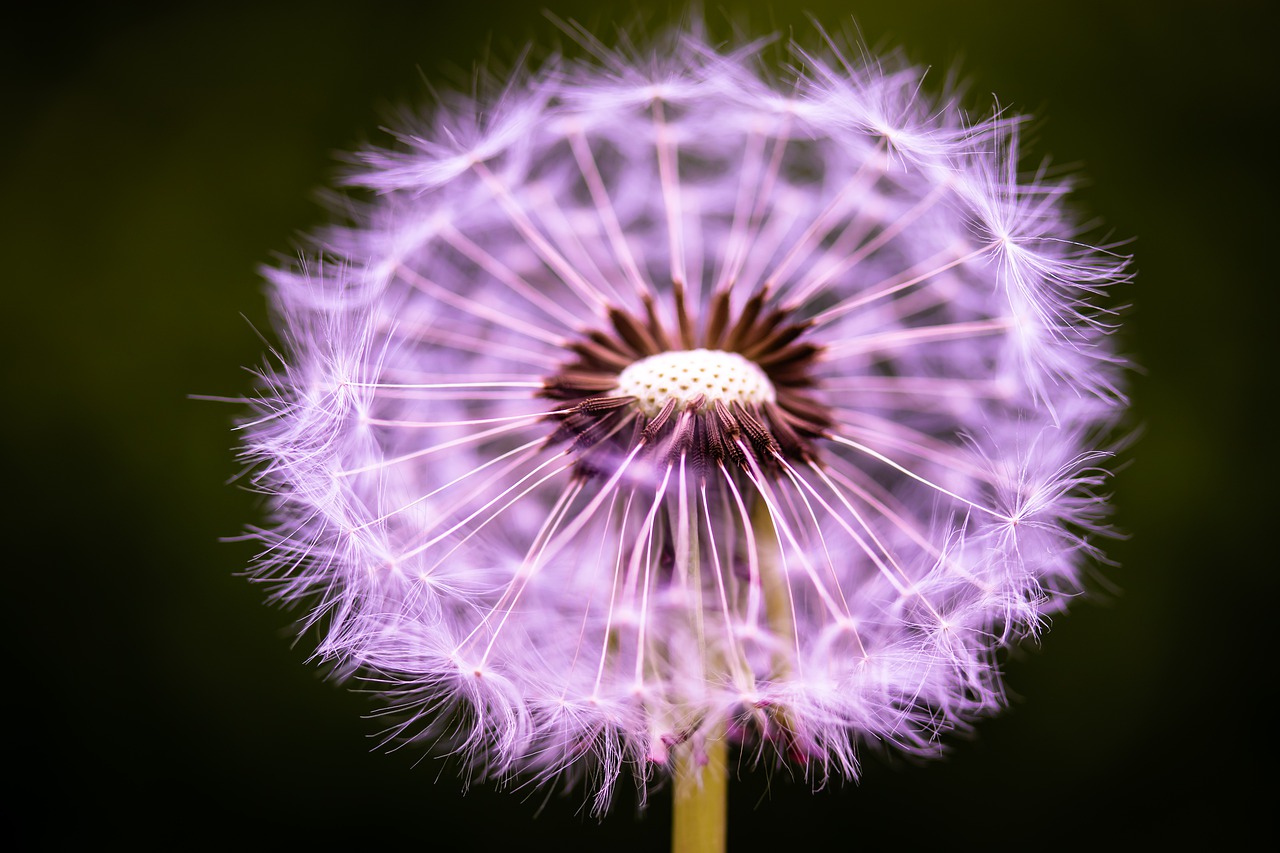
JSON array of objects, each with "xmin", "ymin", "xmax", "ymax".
[{"xmin": 240, "ymin": 23, "xmax": 1128, "ymax": 849}]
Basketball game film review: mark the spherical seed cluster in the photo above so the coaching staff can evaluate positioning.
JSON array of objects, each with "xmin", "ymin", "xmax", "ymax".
[
  {"xmin": 616, "ymin": 349, "xmax": 776, "ymax": 416},
  {"xmin": 241, "ymin": 27, "xmax": 1129, "ymax": 815}
]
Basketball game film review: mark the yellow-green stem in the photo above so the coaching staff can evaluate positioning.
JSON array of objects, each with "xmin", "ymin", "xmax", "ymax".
[
  {"xmin": 752, "ymin": 495, "xmax": 793, "ymax": 665},
  {"xmin": 672, "ymin": 724, "xmax": 727, "ymax": 853}
]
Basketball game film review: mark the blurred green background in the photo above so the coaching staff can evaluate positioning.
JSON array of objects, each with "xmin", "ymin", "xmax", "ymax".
[{"xmin": 7, "ymin": 0, "xmax": 1269, "ymax": 846}]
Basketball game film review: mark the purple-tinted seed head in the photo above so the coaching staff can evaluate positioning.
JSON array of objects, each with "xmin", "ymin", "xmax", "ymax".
[{"xmin": 240, "ymin": 26, "xmax": 1129, "ymax": 814}]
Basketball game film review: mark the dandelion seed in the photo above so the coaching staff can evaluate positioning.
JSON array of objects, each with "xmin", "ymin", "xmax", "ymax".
[{"xmin": 238, "ymin": 22, "xmax": 1129, "ymax": 843}]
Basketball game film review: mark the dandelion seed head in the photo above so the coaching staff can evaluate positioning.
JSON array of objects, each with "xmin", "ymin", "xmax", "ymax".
[{"xmin": 239, "ymin": 23, "xmax": 1130, "ymax": 814}]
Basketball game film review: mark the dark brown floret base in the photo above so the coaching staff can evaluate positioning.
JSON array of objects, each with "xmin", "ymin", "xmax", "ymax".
[{"xmin": 541, "ymin": 283, "xmax": 834, "ymax": 482}]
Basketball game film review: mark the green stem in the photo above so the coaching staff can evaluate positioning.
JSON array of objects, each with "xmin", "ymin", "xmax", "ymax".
[
  {"xmin": 672, "ymin": 469, "xmax": 726, "ymax": 853},
  {"xmin": 669, "ymin": 474, "xmax": 784, "ymax": 852},
  {"xmin": 752, "ymin": 494, "xmax": 793, "ymax": 665},
  {"xmin": 671, "ymin": 724, "xmax": 727, "ymax": 853}
]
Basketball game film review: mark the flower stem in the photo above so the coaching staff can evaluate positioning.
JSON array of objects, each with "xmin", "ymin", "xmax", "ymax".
[
  {"xmin": 752, "ymin": 493, "xmax": 793, "ymax": 671},
  {"xmin": 671, "ymin": 723, "xmax": 727, "ymax": 853}
]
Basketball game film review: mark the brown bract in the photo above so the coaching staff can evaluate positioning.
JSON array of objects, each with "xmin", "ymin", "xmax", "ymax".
[{"xmin": 541, "ymin": 283, "xmax": 834, "ymax": 481}]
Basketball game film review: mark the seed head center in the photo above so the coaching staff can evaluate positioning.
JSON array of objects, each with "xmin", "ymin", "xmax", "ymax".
[{"xmin": 615, "ymin": 349, "xmax": 776, "ymax": 417}]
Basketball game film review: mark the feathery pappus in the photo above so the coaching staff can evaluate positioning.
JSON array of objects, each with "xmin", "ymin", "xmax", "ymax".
[{"xmin": 239, "ymin": 24, "xmax": 1130, "ymax": 814}]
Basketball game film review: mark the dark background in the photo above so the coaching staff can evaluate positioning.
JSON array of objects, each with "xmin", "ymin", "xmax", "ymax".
[{"xmin": 7, "ymin": 1, "xmax": 1270, "ymax": 846}]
